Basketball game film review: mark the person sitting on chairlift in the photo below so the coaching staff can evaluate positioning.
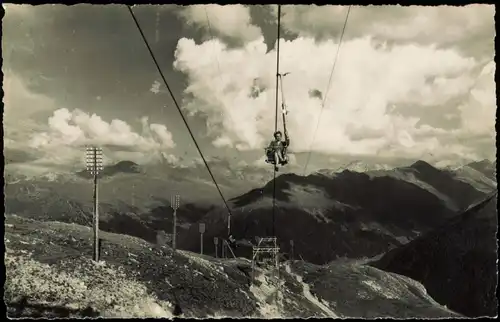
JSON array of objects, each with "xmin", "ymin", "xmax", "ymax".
[{"xmin": 266, "ymin": 130, "xmax": 289, "ymax": 171}]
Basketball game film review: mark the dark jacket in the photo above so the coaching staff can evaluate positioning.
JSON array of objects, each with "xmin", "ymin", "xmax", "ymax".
[{"xmin": 268, "ymin": 134, "xmax": 289, "ymax": 153}]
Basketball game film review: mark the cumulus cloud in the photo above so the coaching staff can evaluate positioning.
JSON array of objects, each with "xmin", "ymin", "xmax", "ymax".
[
  {"xmin": 178, "ymin": 4, "xmax": 262, "ymax": 43},
  {"xmin": 31, "ymin": 108, "xmax": 175, "ymax": 150},
  {"xmin": 150, "ymin": 80, "xmax": 161, "ymax": 94},
  {"xmin": 458, "ymin": 61, "xmax": 496, "ymax": 137},
  {"xmin": 173, "ymin": 33, "xmax": 493, "ymax": 161},
  {"xmin": 276, "ymin": 5, "xmax": 495, "ymax": 60},
  {"xmin": 28, "ymin": 109, "xmax": 177, "ymax": 167},
  {"xmin": 3, "ymin": 71, "xmax": 57, "ymax": 144},
  {"xmin": 3, "ymin": 72, "xmax": 55, "ymax": 118}
]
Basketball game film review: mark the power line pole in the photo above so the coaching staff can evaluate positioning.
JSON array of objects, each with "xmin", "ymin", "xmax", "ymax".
[
  {"xmin": 199, "ymin": 223, "xmax": 205, "ymax": 255},
  {"xmin": 170, "ymin": 194, "xmax": 180, "ymax": 251},
  {"xmin": 132, "ymin": 183, "xmax": 136, "ymax": 207},
  {"xmin": 85, "ymin": 146, "xmax": 103, "ymax": 262},
  {"xmin": 214, "ymin": 237, "xmax": 219, "ymax": 258}
]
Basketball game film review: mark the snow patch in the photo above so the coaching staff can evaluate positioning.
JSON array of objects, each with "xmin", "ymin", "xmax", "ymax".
[{"xmin": 344, "ymin": 161, "xmax": 393, "ymax": 173}]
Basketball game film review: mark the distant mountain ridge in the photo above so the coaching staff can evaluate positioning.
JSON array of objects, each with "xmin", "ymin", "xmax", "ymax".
[
  {"xmin": 76, "ymin": 160, "xmax": 142, "ymax": 179},
  {"xmin": 179, "ymin": 160, "xmax": 492, "ymax": 264},
  {"xmin": 4, "ymin": 158, "xmax": 272, "ymax": 244},
  {"xmin": 369, "ymin": 160, "xmax": 491, "ymax": 211},
  {"xmin": 5, "ymin": 158, "xmax": 495, "ymax": 266},
  {"xmin": 231, "ymin": 160, "xmax": 486, "ymax": 213},
  {"xmin": 467, "ymin": 159, "xmax": 496, "ymax": 179}
]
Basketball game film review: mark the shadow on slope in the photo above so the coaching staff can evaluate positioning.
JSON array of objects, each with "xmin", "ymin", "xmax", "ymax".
[
  {"xmin": 371, "ymin": 191, "xmax": 498, "ymax": 317},
  {"xmin": 404, "ymin": 160, "xmax": 486, "ymax": 210},
  {"xmin": 7, "ymin": 297, "xmax": 100, "ymax": 318},
  {"xmin": 178, "ymin": 205, "xmax": 403, "ymax": 265},
  {"xmin": 181, "ymin": 163, "xmax": 486, "ymax": 264}
]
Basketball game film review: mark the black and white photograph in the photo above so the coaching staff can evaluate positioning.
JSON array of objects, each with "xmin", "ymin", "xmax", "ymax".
[{"xmin": 2, "ymin": 3, "xmax": 497, "ymax": 318}]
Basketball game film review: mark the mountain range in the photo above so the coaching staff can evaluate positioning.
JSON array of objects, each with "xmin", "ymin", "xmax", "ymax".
[
  {"xmin": 5, "ymin": 158, "xmax": 494, "ymax": 266},
  {"xmin": 4, "ymin": 157, "xmax": 497, "ymax": 317},
  {"xmin": 178, "ymin": 160, "xmax": 495, "ymax": 264}
]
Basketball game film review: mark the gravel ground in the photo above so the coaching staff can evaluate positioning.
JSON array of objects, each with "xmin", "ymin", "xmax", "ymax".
[{"xmin": 4, "ymin": 214, "xmax": 462, "ymax": 318}]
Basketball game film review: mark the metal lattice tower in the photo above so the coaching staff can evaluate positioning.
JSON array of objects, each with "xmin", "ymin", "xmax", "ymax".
[
  {"xmin": 251, "ymin": 237, "xmax": 282, "ymax": 310},
  {"xmin": 251, "ymin": 237, "xmax": 280, "ymax": 280}
]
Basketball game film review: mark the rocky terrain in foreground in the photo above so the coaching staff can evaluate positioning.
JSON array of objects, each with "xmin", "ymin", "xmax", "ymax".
[{"xmin": 5, "ymin": 214, "xmax": 460, "ymax": 318}]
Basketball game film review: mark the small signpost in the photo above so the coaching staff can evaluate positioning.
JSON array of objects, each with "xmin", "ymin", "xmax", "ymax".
[
  {"xmin": 156, "ymin": 230, "xmax": 167, "ymax": 247},
  {"xmin": 199, "ymin": 223, "xmax": 205, "ymax": 255},
  {"xmin": 214, "ymin": 237, "xmax": 219, "ymax": 258}
]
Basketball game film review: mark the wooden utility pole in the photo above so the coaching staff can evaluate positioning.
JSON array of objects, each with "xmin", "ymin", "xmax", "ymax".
[
  {"xmin": 86, "ymin": 146, "xmax": 103, "ymax": 262},
  {"xmin": 171, "ymin": 194, "xmax": 180, "ymax": 251},
  {"xmin": 214, "ymin": 237, "xmax": 219, "ymax": 258},
  {"xmin": 132, "ymin": 183, "xmax": 136, "ymax": 207},
  {"xmin": 199, "ymin": 223, "xmax": 205, "ymax": 255}
]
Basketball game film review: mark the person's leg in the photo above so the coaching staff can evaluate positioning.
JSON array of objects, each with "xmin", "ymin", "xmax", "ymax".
[
  {"xmin": 279, "ymin": 151, "xmax": 287, "ymax": 165},
  {"xmin": 274, "ymin": 152, "xmax": 280, "ymax": 171},
  {"xmin": 276, "ymin": 150, "xmax": 284, "ymax": 163}
]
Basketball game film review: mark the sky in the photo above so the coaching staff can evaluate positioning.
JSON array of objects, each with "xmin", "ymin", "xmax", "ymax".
[{"xmin": 2, "ymin": 4, "xmax": 497, "ymax": 178}]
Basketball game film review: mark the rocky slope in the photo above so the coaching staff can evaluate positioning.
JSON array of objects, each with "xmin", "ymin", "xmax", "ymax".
[
  {"xmin": 4, "ymin": 214, "xmax": 461, "ymax": 318},
  {"xmin": 466, "ymin": 159, "xmax": 496, "ymax": 180},
  {"xmin": 444, "ymin": 160, "xmax": 497, "ymax": 194},
  {"xmin": 372, "ymin": 190, "xmax": 498, "ymax": 317}
]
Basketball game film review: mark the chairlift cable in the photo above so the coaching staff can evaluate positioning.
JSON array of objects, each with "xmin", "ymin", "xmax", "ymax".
[
  {"xmin": 272, "ymin": 4, "xmax": 282, "ymax": 238},
  {"xmin": 302, "ymin": 5, "xmax": 352, "ymax": 176},
  {"xmin": 127, "ymin": 6, "xmax": 234, "ymax": 223}
]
